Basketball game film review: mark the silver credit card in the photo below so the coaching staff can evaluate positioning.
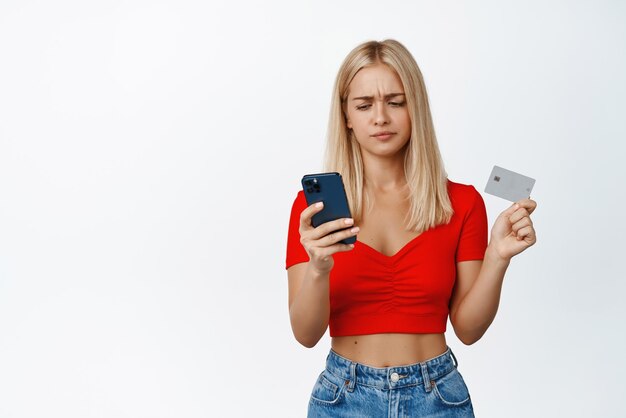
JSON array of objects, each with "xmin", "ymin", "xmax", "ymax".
[{"xmin": 484, "ymin": 165, "xmax": 535, "ymax": 202}]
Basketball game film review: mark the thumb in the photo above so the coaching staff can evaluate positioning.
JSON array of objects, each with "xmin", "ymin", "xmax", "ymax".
[{"xmin": 502, "ymin": 202, "xmax": 519, "ymax": 217}]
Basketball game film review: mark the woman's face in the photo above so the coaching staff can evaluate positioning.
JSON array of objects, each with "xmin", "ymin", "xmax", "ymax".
[{"xmin": 344, "ymin": 63, "xmax": 411, "ymax": 158}]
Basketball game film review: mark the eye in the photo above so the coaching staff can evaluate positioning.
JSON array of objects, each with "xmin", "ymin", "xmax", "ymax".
[{"xmin": 356, "ymin": 101, "xmax": 405, "ymax": 110}]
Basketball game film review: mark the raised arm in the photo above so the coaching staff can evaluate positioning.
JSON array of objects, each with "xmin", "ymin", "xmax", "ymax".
[
  {"xmin": 450, "ymin": 198, "xmax": 538, "ymax": 344},
  {"xmin": 287, "ymin": 202, "xmax": 358, "ymax": 347}
]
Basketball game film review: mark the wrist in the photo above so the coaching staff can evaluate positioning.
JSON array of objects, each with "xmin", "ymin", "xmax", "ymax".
[
  {"xmin": 485, "ymin": 245, "xmax": 511, "ymax": 266},
  {"xmin": 307, "ymin": 264, "xmax": 331, "ymax": 279}
]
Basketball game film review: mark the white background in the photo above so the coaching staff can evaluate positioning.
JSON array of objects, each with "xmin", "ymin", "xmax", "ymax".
[{"xmin": 1, "ymin": 0, "xmax": 625, "ymax": 417}]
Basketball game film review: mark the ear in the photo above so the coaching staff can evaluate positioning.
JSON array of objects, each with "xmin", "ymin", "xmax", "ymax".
[{"xmin": 346, "ymin": 119, "xmax": 352, "ymax": 129}]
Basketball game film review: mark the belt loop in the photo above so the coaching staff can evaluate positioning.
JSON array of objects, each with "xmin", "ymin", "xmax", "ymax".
[
  {"xmin": 420, "ymin": 362, "xmax": 432, "ymax": 392},
  {"xmin": 449, "ymin": 346, "xmax": 458, "ymax": 368},
  {"xmin": 347, "ymin": 362, "xmax": 356, "ymax": 392}
]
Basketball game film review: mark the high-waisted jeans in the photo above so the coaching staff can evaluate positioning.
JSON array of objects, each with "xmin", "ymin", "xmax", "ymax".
[{"xmin": 307, "ymin": 345, "xmax": 475, "ymax": 417}]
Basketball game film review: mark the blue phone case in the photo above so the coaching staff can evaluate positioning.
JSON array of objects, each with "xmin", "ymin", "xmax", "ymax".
[{"xmin": 301, "ymin": 172, "xmax": 356, "ymax": 245}]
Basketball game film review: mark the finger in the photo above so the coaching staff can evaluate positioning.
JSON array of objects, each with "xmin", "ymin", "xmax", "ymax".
[
  {"xmin": 301, "ymin": 221, "xmax": 358, "ymax": 252},
  {"xmin": 515, "ymin": 198, "xmax": 537, "ymax": 215},
  {"xmin": 299, "ymin": 201, "xmax": 325, "ymax": 230},
  {"xmin": 510, "ymin": 208, "xmax": 532, "ymax": 225},
  {"xmin": 502, "ymin": 201, "xmax": 521, "ymax": 218},
  {"xmin": 336, "ymin": 242, "xmax": 356, "ymax": 252},
  {"xmin": 321, "ymin": 226, "xmax": 359, "ymax": 247},
  {"xmin": 512, "ymin": 217, "xmax": 532, "ymax": 234},
  {"xmin": 515, "ymin": 225, "xmax": 534, "ymax": 240},
  {"xmin": 310, "ymin": 217, "xmax": 356, "ymax": 241},
  {"xmin": 327, "ymin": 241, "xmax": 356, "ymax": 254},
  {"xmin": 316, "ymin": 242, "xmax": 355, "ymax": 262}
]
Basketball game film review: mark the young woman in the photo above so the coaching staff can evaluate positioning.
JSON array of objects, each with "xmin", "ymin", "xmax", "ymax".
[{"xmin": 285, "ymin": 39, "xmax": 537, "ymax": 417}]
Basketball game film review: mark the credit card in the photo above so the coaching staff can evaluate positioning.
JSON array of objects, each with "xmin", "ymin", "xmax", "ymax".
[{"xmin": 484, "ymin": 165, "xmax": 535, "ymax": 202}]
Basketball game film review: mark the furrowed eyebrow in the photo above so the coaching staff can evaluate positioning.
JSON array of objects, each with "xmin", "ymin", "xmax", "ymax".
[{"xmin": 352, "ymin": 93, "xmax": 405, "ymax": 101}]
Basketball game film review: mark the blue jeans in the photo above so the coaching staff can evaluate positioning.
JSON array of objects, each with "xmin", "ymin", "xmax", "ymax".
[{"xmin": 307, "ymin": 346, "xmax": 475, "ymax": 417}]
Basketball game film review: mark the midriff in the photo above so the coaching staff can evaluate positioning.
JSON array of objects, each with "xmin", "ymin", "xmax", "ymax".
[{"xmin": 331, "ymin": 333, "xmax": 448, "ymax": 367}]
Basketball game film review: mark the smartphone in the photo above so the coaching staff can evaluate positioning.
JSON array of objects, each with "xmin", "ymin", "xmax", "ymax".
[{"xmin": 301, "ymin": 172, "xmax": 356, "ymax": 245}]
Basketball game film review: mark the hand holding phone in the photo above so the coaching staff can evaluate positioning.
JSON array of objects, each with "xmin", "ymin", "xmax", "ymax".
[
  {"xmin": 298, "ymin": 172, "xmax": 358, "ymax": 273},
  {"xmin": 301, "ymin": 172, "xmax": 357, "ymax": 245}
]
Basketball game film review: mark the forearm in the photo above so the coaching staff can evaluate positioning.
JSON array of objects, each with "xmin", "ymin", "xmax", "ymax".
[
  {"xmin": 452, "ymin": 245, "xmax": 511, "ymax": 345},
  {"xmin": 289, "ymin": 264, "xmax": 331, "ymax": 347}
]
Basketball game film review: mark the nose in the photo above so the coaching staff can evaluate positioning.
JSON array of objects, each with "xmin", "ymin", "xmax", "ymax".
[{"xmin": 373, "ymin": 101, "xmax": 389, "ymax": 126}]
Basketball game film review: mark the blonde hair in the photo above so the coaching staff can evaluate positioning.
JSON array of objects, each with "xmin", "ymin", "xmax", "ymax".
[{"xmin": 323, "ymin": 39, "xmax": 454, "ymax": 233}]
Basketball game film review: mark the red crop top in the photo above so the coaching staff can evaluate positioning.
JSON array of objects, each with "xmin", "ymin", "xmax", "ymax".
[{"xmin": 285, "ymin": 179, "xmax": 488, "ymax": 337}]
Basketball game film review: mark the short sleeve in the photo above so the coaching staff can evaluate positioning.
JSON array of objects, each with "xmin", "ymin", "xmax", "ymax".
[
  {"xmin": 455, "ymin": 186, "xmax": 488, "ymax": 262},
  {"xmin": 285, "ymin": 191, "xmax": 310, "ymax": 270}
]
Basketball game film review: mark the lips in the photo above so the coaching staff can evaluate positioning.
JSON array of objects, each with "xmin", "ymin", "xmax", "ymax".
[
  {"xmin": 372, "ymin": 131, "xmax": 396, "ymax": 140},
  {"xmin": 372, "ymin": 131, "xmax": 395, "ymax": 137}
]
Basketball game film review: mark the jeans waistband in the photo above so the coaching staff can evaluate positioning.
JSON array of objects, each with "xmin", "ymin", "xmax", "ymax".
[{"xmin": 325, "ymin": 345, "xmax": 458, "ymax": 392}]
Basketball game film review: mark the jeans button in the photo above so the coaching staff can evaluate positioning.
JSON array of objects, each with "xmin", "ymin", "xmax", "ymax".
[{"xmin": 390, "ymin": 372, "xmax": 400, "ymax": 383}]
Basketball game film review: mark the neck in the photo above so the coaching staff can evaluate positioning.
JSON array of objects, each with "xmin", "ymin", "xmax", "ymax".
[{"xmin": 362, "ymin": 153, "xmax": 407, "ymax": 192}]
